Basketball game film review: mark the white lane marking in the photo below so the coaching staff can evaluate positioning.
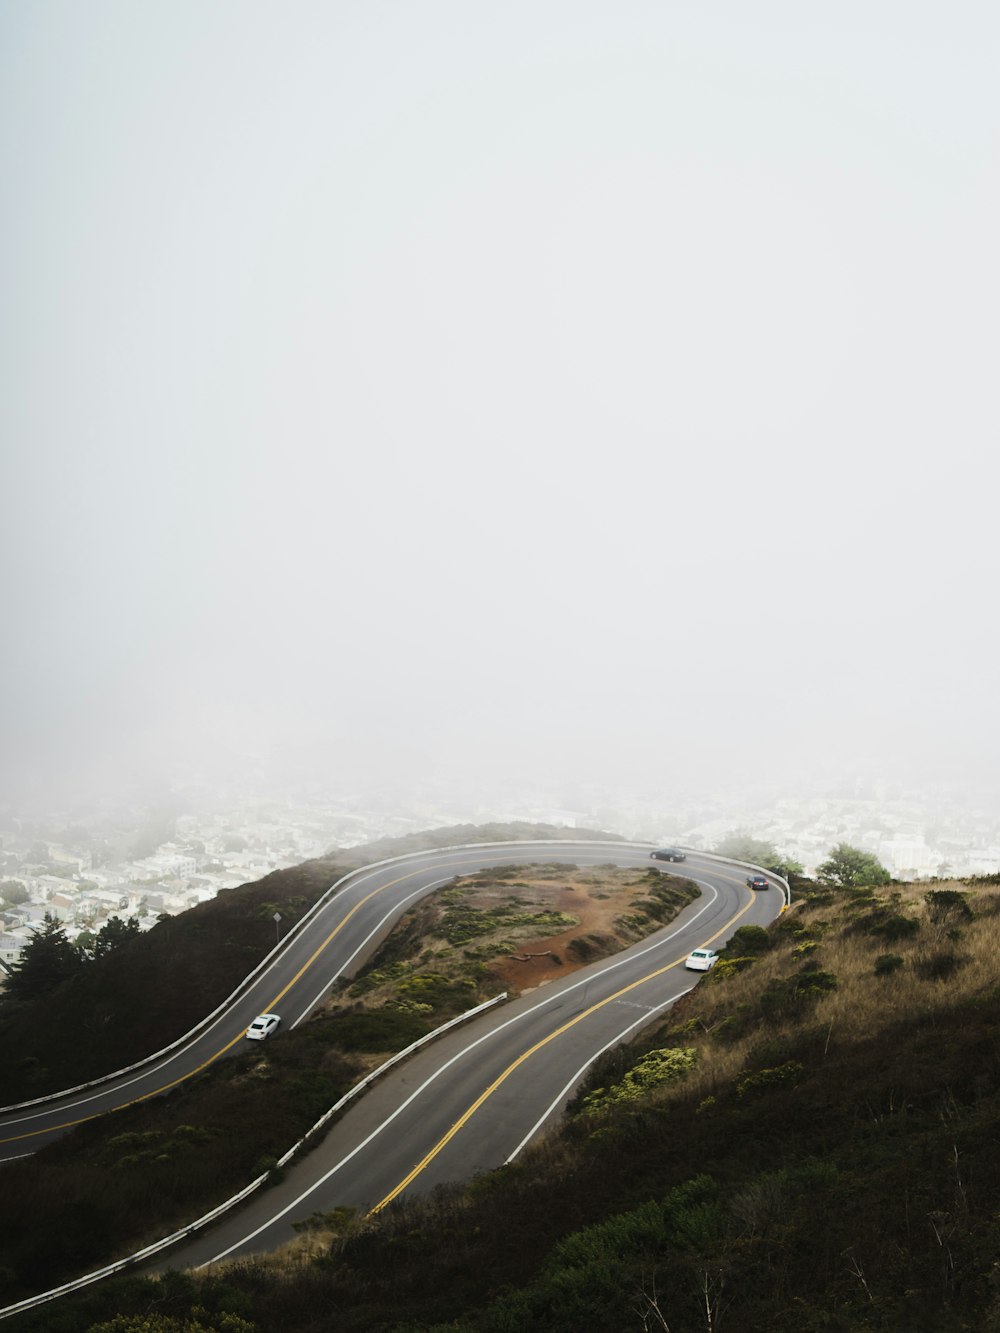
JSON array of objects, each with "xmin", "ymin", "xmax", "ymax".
[
  {"xmin": 200, "ymin": 880, "xmax": 725, "ymax": 1265},
  {"xmin": 290, "ymin": 878, "xmax": 454, "ymax": 1027},
  {"xmin": 289, "ymin": 850, "xmax": 682, "ymax": 1026},
  {"xmin": 1, "ymin": 850, "xmax": 654, "ymax": 1132},
  {"xmin": 505, "ymin": 986, "xmax": 698, "ymax": 1161},
  {"xmin": 0, "ymin": 861, "xmax": 425, "ymax": 1131}
]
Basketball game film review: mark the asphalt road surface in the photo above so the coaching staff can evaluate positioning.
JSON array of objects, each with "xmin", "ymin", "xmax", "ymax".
[{"xmin": 134, "ymin": 843, "xmax": 784, "ymax": 1271}]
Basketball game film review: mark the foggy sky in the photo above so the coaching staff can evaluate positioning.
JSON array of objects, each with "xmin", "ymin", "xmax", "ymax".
[{"xmin": 2, "ymin": 2, "xmax": 998, "ymax": 811}]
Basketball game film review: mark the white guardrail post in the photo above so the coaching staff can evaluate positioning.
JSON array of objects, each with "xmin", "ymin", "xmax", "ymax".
[
  {"xmin": 1, "ymin": 838, "xmax": 639, "ymax": 1115},
  {"xmin": 0, "ymin": 837, "xmax": 790, "ymax": 1321},
  {"xmin": 0, "ymin": 992, "xmax": 508, "ymax": 1324}
]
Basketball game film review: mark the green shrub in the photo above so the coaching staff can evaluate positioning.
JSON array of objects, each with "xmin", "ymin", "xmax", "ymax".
[
  {"xmin": 925, "ymin": 889, "xmax": 973, "ymax": 923},
  {"xmin": 396, "ymin": 972, "xmax": 477, "ymax": 1012},
  {"xmin": 727, "ymin": 924, "xmax": 772, "ymax": 954},
  {"xmin": 582, "ymin": 1047, "xmax": 697, "ymax": 1114},
  {"xmin": 914, "ymin": 950, "xmax": 964, "ymax": 982},
  {"xmin": 737, "ymin": 1061, "xmax": 805, "ymax": 1098},
  {"xmin": 322, "ymin": 1007, "xmax": 430, "ymax": 1051},
  {"xmin": 759, "ymin": 968, "xmax": 837, "ymax": 1020},
  {"xmin": 870, "ymin": 913, "xmax": 920, "ymax": 941},
  {"xmin": 710, "ymin": 955, "xmax": 758, "ymax": 982},
  {"xmin": 874, "ymin": 953, "xmax": 904, "ymax": 976}
]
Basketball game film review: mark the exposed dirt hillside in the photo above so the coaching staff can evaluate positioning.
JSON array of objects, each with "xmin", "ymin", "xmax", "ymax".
[{"xmin": 333, "ymin": 861, "xmax": 698, "ymax": 1023}]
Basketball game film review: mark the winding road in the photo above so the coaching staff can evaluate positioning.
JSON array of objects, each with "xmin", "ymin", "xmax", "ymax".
[{"xmin": 0, "ymin": 840, "xmax": 784, "ymax": 1293}]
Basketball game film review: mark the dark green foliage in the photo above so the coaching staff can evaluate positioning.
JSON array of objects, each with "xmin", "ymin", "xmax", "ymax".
[
  {"xmin": 870, "ymin": 912, "xmax": 921, "ymax": 941},
  {"xmin": 874, "ymin": 952, "xmax": 905, "ymax": 975},
  {"xmin": 320, "ymin": 1007, "xmax": 431, "ymax": 1051},
  {"xmin": 434, "ymin": 891, "xmax": 577, "ymax": 946},
  {"xmin": 630, "ymin": 873, "xmax": 699, "ymax": 924},
  {"xmin": 20, "ymin": 932, "xmax": 1000, "ymax": 1332},
  {"xmin": 0, "ymin": 880, "xmax": 28, "ymax": 905},
  {"xmin": 0, "ymin": 1021, "xmax": 362, "ymax": 1302},
  {"xmin": 709, "ymin": 955, "xmax": 759, "ymax": 982},
  {"xmin": 758, "ymin": 967, "xmax": 837, "ymax": 1020},
  {"xmin": 4, "ymin": 913, "xmax": 82, "ymax": 1001},
  {"xmin": 914, "ymin": 949, "xmax": 965, "ymax": 982},
  {"xmin": 926, "ymin": 889, "xmax": 973, "ymax": 923},
  {"xmin": 843, "ymin": 889, "xmax": 920, "ymax": 941},
  {"xmin": 0, "ymin": 857, "xmax": 345, "ymax": 1102},
  {"xmin": 565, "ymin": 933, "xmax": 614, "ymax": 962},
  {"xmin": 714, "ymin": 832, "xmax": 803, "ymax": 877},
  {"xmin": 726, "ymin": 924, "xmax": 772, "ymax": 954},
  {"xmin": 89, "ymin": 915, "xmax": 142, "ymax": 961},
  {"xmin": 710, "ymin": 1003, "xmax": 755, "ymax": 1041},
  {"xmin": 817, "ymin": 842, "xmax": 891, "ymax": 887},
  {"xmin": 736, "ymin": 1059, "xmax": 805, "ymax": 1098}
]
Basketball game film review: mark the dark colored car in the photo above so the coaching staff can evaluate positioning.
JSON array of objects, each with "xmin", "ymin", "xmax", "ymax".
[
  {"xmin": 746, "ymin": 875, "xmax": 770, "ymax": 891},
  {"xmin": 651, "ymin": 847, "xmax": 687, "ymax": 862}
]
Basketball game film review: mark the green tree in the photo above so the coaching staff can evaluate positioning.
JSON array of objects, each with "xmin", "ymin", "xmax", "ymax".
[
  {"xmin": 816, "ymin": 843, "xmax": 891, "ymax": 888},
  {"xmin": 91, "ymin": 915, "xmax": 142, "ymax": 959},
  {"xmin": 715, "ymin": 832, "xmax": 803, "ymax": 877},
  {"xmin": 5, "ymin": 913, "xmax": 83, "ymax": 1001},
  {"xmin": 0, "ymin": 880, "xmax": 29, "ymax": 906}
]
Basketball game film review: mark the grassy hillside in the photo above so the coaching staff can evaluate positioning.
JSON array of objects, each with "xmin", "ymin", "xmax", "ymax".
[
  {"xmin": 0, "ymin": 857, "xmax": 346, "ymax": 1104},
  {"xmin": 14, "ymin": 874, "xmax": 1000, "ymax": 1331},
  {"xmin": 0, "ymin": 822, "xmax": 604, "ymax": 1104},
  {"xmin": 1, "ymin": 830, "xmax": 652, "ymax": 1312}
]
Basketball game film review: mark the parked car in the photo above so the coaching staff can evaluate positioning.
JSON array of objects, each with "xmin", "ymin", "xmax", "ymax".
[
  {"xmin": 245, "ymin": 1012, "xmax": 281, "ymax": 1041},
  {"xmin": 746, "ymin": 875, "xmax": 770, "ymax": 891},
  {"xmin": 651, "ymin": 847, "xmax": 687, "ymax": 862},
  {"xmin": 685, "ymin": 948, "xmax": 719, "ymax": 972}
]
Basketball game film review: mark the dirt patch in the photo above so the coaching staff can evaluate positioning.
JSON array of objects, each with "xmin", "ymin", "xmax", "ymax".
[
  {"xmin": 348, "ymin": 863, "xmax": 700, "ymax": 1005},
  {"xmin": 482, "ymin": 872, "xmax": 649, "ymax": 993}
]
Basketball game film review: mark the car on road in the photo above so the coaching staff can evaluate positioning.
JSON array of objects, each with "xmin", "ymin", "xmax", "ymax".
[
  {"xmin": 245, "ymin": 1013, "xmax": 281, "ymax": 1041},
  {"xmin": 685, "ymin": 948, "xmax": 719, "ymax": 972},
  {"xmin": 650, "ymin": 847, "xmax": 687, "ymax": 862},
  {"xmin": 746, "ymin": 875, "xmax": 770, "ymax": 891}
]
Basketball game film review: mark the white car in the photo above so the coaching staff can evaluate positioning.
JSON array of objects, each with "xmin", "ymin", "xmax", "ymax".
[
  {"xmin": 245, "ymin": 1012, "xmax": 281, "ymax": 1041},
  {"xmin": 684, "ymin": 948, "xmax": 719, "ymax": 972}
]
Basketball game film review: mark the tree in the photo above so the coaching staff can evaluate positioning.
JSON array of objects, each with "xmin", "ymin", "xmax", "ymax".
[
  {"xmin": 714, "ymin": 832, "xmax": 803, "ymax": 878},
  {"xmin": 0, "ymin": 880, "xmax": 29, "ymax": 906},
  {"xmin": 91, "ymin": 915, "xmax": 142, "ymax": 960},
  {"xmin": 5, "ymin": 913, "xmax": 83, "ymax": 1002},
  {"xmin": 816, "ymin": 843, "xmax": 891, "ymax": 888}
]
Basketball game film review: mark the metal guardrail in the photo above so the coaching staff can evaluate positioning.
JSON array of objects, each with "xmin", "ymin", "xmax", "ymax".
[
  {"xmin": 0, "ymin": 991, "xmax": 509, "ymax": 1323},
  {"xmin": 0, "ymin": 837, "xmax": 789, "ymax": 1321},
  {"xmin": 0, "ymin": 838, "xmax": 635, "ymax": 1115}
]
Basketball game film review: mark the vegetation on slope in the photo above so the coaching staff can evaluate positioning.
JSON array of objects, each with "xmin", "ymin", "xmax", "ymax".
[
  {"xmin": 2, "ymin": 835, "xmax": 672, "ymax": 1313},
  {"xmin": 15, "ymin": 876, "xmax": 1000, "ymax": 1332},
  {"xmin": 0, "ymin": 822, "xmax": 607, "ymax": 1105},
  {"xmin": 0, "ymin": 858, "xmax": 344, "ymax": 1103}
]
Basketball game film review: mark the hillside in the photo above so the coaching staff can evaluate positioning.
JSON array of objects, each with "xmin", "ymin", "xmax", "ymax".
[
  {"xmin": 13, "ymin": 874, "xmax": 1000, "ymax": 1331},
  {"xmin": 2, "ymin": 828, "xmax": 667, "ymax": 1313},
  {"xmin": 0, "ymin": 822, "xmax": 609, "ymax": 1104}
]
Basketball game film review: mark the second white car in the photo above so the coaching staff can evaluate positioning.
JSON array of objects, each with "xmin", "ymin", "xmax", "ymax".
[
  {"xmin": 684, "ymin": 948, "xmax": 719, "ymax": 972},
  {"xmin": 245, "ymin": 1013, "xmax": 281, "ymax": 1041}
]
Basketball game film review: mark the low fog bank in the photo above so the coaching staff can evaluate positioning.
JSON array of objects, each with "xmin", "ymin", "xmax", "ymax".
[
  {"xmin": 2, "ymin": 674, "xmax": 996, "ymax": 827},
  {"xmin": 3, "ymin": 4, "xmax": 997, "ymax": 826}
]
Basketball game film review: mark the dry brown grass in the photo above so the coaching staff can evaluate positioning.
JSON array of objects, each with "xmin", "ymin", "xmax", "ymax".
[{"xmin": 639, "ymin": 879, "xmax": 1000, "ymax": 1110}]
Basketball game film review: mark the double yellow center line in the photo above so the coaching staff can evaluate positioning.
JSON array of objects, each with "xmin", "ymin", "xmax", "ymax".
[
  {"xmin": 0, "ymin": 859, "xmax": 479, "ymax": 1147},
  {"xmin": 369, "ymin": 878, "xmax": 755, "ymax": 1212}
]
